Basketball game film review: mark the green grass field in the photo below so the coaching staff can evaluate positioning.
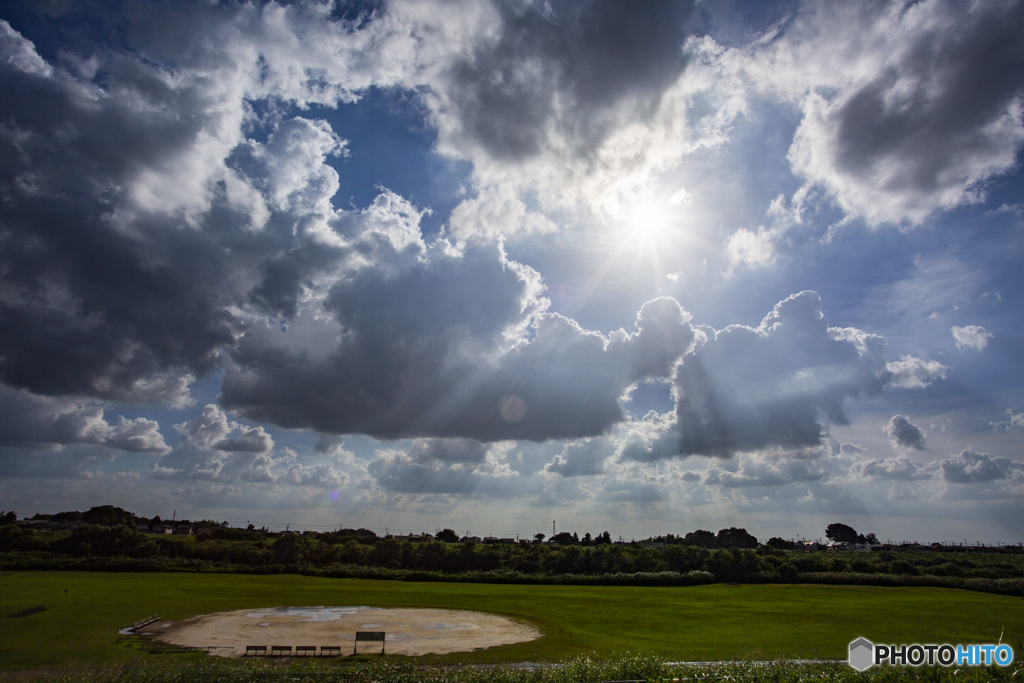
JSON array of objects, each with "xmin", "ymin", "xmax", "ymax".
[{"xmin": 1, "ymin": 572, "xmax": 1021, "ymax": 671}]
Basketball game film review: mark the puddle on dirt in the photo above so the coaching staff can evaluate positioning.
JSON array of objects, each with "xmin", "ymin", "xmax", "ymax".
[
  {"xmin": 244, "ymin": 606, "xmax": 380, "ymax": 622},
  {"xmin": 424, "ymin": 623, "xmax": 477, "ymax": 630}
]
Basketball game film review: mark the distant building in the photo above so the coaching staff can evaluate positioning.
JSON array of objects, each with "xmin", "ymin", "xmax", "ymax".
[{"xmin": 391, "ymin": 533, "xmax": 434, "ymax": 543}]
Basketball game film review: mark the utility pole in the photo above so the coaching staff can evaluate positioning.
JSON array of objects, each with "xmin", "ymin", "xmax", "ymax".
[{"xmin": 553, "ymin": 520, "xmax": 556, "ymax": 537}]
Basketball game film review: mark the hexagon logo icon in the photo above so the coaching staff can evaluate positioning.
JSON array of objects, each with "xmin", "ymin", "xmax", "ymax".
[{"xmin": 849, "ymin": 637, "xmax": 874, "ymax": 671}]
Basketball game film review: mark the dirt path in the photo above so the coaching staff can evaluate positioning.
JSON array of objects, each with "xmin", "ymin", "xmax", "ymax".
[{"xmin": 147, "ymin": 607, "xmax": 540, "ymax": 658}]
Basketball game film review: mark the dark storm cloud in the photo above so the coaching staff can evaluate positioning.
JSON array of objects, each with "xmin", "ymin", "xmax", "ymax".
[
  {"xmin": 670, "ymin": 291, "xmax": 890, "ymax": 458},
  {"xmin": 0, "ymin": 19, "xmax": 250, "ymax": 405},
  {"xmin": 783, "ymin": 0, "xmax": 1024, "ymax": 224},
  {"xmin": 444, "ymin": 0, "xmax": 694, "ymax": 160},
  {"xmin": 887, "ymin": 414, "xmax": 926, "ymax": 451},
  {"xmin": 221, "ymin": 239, "xmax": 697, "ymax": 441},
  {"xmin": 0, "ymin": 16, "xmax": 362, "ymax": 411},
  {"xmin": 1, "ymin": 12, "xmax": 702, "ymax": 448}
]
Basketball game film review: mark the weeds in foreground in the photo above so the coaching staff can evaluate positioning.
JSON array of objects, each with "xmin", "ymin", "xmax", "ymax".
[{"xmin": 27, "ymin": 653, "xmax": 1024, "ymax": 683}]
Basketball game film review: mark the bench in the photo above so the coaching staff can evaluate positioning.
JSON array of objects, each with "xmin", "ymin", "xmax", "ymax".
[
  {"xmin": 320, "ymin": 646, "xmax": 341, "ymax": 657},
  {"xmin": 270, "ymin": 645, "xmax": 292, "ymax": 657},
  {"xmin": 295, "ymin": 646, "xmax": 316, "ymax": 657},
  {"xmin": 354, "ymin": 631, "xmax": 386, "ymax": 655},
  {"xmin": 131, "ymin": 614, "xmax": 160, "ymax": 633},
  {"xmin": 245, "ymin": 645, "xmax": 267, "ymax": 656}
]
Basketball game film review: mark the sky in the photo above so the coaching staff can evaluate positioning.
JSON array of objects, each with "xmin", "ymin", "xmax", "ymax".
[{"xmin": 0, "ymin": 0, "xmax": 1022, "ymax": 544}]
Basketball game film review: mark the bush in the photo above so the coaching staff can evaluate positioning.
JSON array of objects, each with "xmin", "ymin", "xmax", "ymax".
[{"xmin": 889, "ymin": 560, "xmax": 919, "ymax": 575}]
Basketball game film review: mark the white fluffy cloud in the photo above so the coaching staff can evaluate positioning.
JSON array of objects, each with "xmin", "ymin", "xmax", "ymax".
[
  {"xmin": 885, "ymin": 355, "xmax": 948, "ymax": 389},
  {"xmin": 951, "ymin": 325, "xmax": 993, "ymax": 351},
  {"xmin": 174, "ymin": 405, "xmax": 274, "ymax": 454},
  {"xmin": 725, "ymin": 226, "xmax": 781, "ymax": 272},
  {"xmin": 941, "ymin": 449, "xmax": 1022, "ymax": 484},
  {"xmin": 0, "ymin": 385, "xmax": 168, "ymax": 453}
]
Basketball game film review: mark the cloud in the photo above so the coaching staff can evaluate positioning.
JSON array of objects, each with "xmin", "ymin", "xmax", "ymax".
[
  {"xmin": 990, "ymin": 409, "xmax": 1024, "ymax": 432},
  {"xmin": 941, "ymin": 449, "xmax": 1021, "ymax": 484},
  {"xmin": 618, "ymin": 410, "xmax": 683, "ymax": 463},
  {"xmin": 439, "ymin": 0, "xmax": 693, "ymax": 163},
  {"xmin": 409, "ymin": 438, "xmax": 489, "ymax": 465},
  {"xmin": 545, "ymin": 438, "xmax": 614, "ymax": 478},
  {"xmin": 0, "ymin": 384, "xmax": 169, "ymax": 453},
  {"xmin": 852, "ymin": 456, "xmax": 934, "ymax": 482},
  {"xmin": 951, "ymin": 325, "xmax": 993, "ymax": 351},
  {"xmin": 887, "ymin": 415, "xmax": 926, "ymax": 451},
  {"xmin": 671, "ymin": 291, "xmax": 890, "ymax": 458},
  {"xmin": 415, "ymin": 1, "xmax": 746, "ymax": 234},
  {"xmin": 885, "ymin": 355, "xmax": 948, "ymax": 389},
  {"xmin": 151, "ymin": 405, "xmax": 282, "ymax": 482},
  {"xmin": 2, "ymin": 10, "xmax": 708, "ymax": 447},
  {"xmin": 725, "ymin": 226, "xmax": 781, "ymax": 272},
  {"xmin": 0, "ymin": 1, "xmax": 441, "ymax": 406},
  {"xmin": 600, "ymin": 480, "xmax": 667, "ymax": 504},
  {"xmin": 366, "ymin": 447, "xmax": 534, "ymax": 497},
  {"xmin": 174, "ymin": 405, "xmax": 273, "ymax": 454},
  {"xmin": 759, "ymin": 0, "xmax": 1024, "ymax": 226},
  {"xmin": 704, "ymin": 454, "xmax": 825, "ymax": 488},
  {"xmin": 222, "ymin": 237, "xmax": 697, "ymax": 441},
  {"xmin": 838, "ymin": 443, "xmax": 866, "ymax": 456}
]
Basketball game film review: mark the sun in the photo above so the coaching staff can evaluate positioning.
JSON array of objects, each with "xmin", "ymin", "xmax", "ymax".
[{"xmin": 624, "ymin": 199, "xmax": 669, "ymax": 245}]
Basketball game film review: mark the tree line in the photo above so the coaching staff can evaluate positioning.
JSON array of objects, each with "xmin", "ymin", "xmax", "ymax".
[{"xmin": 1, "ymin": 507, "xmax": 1022, "ymax": 596}]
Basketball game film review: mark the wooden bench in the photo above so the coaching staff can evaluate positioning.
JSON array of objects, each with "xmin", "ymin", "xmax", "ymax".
[
  {"xmin": 245, "ymin": 645, "xmax": 267, "ymax": 657},
  {"xmin": 295, "ymin": 646, "xmax": 316, "ymax": 657},
  {"xmin": 354, "ymin": 631, "xmax": 386, "ymax": 655},
  {"xmin": 320, "ymin": 646, "xmax": 341, "ymax": 657},
  {"xmin": 131, "ymin": 614, "xmax": 160, "ymax": 633},
  {"xmin": 270, "ymin": 645, "xmax": 292, "ymax": 657}
]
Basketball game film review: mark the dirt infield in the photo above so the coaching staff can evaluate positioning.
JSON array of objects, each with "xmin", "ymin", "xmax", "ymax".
[{"xmin": 146, "ymin": 607, "xmax": 541, "ymax": 657}]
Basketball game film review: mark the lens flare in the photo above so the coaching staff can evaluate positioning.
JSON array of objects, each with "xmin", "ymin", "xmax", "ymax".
[{"xmin": 498, "ymin": 394, "xmax": 527, "ymax": 422}]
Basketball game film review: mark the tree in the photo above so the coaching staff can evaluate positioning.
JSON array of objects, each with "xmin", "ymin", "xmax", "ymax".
[
  {"xmin": 534, "ymin": 533, "xmax": 545, "ymax": 542},
  {"xmin": 550, "ymin": 532, "xmax": 578, "ymax": 545},
  {"xmin": 596, "ymin": 531, "xmax": 612, "ymax": 545},
  {"xmin": 864, "ymin": 532, "xmax": 879, "ymax": 545},
  {"xmin": 80, "ymin": 505, "xmax": 135, "ymax": 527},
  {"xmin": 0, "ymin": 511, "xmax": 17, "ymax": 525},
  {"xmin": 825, "ymin": 523, "xmax": 863, "ymax": 544},
  {"xmin": 582, "ymin": 532, "xmax": 593, "ymax": 546},
  {"xmin": 717, "ymin": 527, "xmax": 759, "ymax": 549},
  {"xmin": 682, "ymin": 529, "xmax": 717, "ymax": 548},
  {"xmin": 436, "ymin": 528, "xmax": 459, "ymax": 543},
  {"xmin": 766, "ymin": 537, "xmax": 796, "ymax": 550}
]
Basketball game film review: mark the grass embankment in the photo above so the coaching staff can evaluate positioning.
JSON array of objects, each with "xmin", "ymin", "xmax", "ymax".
[{"xmin": 1, "ymin": 572, "xmax": 1021, "ymax": 671}]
